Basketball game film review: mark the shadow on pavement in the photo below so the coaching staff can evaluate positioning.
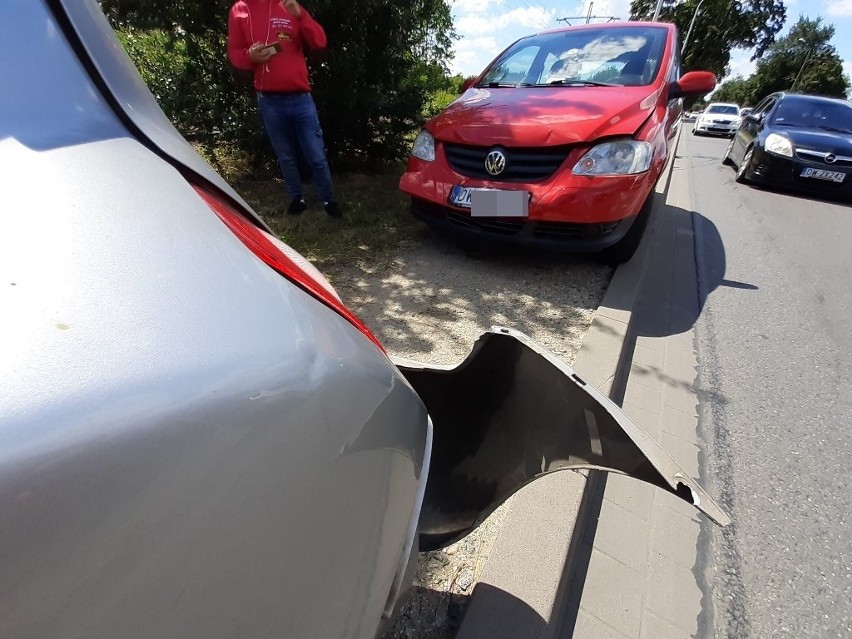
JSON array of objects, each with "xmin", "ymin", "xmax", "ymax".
[
  {"xmin": 598, "ymin": 197, "xmax": 756, "ymax": 340},
  {"xmin": 560, "ymin": 197, "xmax": 755, "ymax": 635},
  {"xmin": 384, "ymin": 583, "xmax": 545, "ymax": 639}
]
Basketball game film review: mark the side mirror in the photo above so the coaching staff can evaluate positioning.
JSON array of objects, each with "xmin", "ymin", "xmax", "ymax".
[
  {"xmin": 670, "ymin": 71, "xmax": 717, "ymax": 99},
  {"xmin": 461, "ymin": 78, "xmax": 476, "ymax": 93}
]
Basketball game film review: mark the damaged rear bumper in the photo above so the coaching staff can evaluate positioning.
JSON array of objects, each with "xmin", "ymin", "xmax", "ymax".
[{"xmin": 394, "ymin": 327, "xmax": 729, "ymax": 552}]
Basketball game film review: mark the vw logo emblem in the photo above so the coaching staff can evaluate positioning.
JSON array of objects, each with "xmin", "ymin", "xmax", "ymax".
[
  {"xmin": 825, "ymin": 153, "xmax": 837, "ymax": 164},
  {"xmin": 484, "ymin": 149, "xmax": 507, "ymax": 176}
]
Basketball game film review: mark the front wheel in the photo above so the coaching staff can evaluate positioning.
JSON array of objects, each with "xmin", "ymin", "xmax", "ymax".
[
  {"xmin": 735, "ymin": 146, "xmax": 754, "ymax": 184},
  {"xmin": 600, "ymin": 193, "xmax": 654, "ymax": 265}
]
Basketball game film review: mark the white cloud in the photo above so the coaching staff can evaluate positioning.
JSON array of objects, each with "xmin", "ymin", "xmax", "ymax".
[
  {"xmin": 452, "ymin": 0, "xmax": 497, "ymax": 13},
  {"xmin": 450, "ymin": 36, "xmax": 502, "ymax": 75},
  {"xmin": 727, "ymin": 53, "xmax": 757, "ymax": 80},
  {"xmin": 449, "ymin": 0, "xmax": 633, "ymax": 76},
  {"xmin": 824, "ymin": 0, "xmax": 852, "ymax": 16},
  {"xmin": 570, "ymin": 0, "xmax": 633, "ymax": 21},
  {"xmin": 456, "ymin": 7, "xmax": 556, "ymax": 35}
]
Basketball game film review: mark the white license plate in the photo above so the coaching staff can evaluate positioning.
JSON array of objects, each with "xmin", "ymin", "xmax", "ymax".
[
  {"xmin": 801, "ymin": 167, "xmax": 845, "ymax": 183},
  {"xmin": 448, "ymin": 185, "xmax": 529, "ymax": 217}
]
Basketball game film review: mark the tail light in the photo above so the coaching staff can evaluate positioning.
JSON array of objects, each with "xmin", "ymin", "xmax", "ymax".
[{"xmin": 193, "ymin": 185, "xmax": 385, "ymax": 353}]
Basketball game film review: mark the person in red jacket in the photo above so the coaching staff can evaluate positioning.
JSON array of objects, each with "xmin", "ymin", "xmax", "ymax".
[{"xmin": 228, "ymin": 0, "xmax": 340, "ymax": 217}]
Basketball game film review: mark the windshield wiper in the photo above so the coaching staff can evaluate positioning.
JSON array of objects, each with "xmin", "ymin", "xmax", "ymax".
[
  {"xmin": 546, "ymin": 79, "xmax": 622, "ymax": 87},
  {"xmin": 482, "ymin": 82, "xmax": 520, "ymax": 88}
]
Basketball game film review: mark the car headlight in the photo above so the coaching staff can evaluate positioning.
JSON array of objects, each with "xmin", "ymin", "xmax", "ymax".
[
  {"xmin": 573, "ymin": 140, "xmax": 653, "ymax": 176},
  {"xmin": 411, "ymin": 130, "xmax": 435, "ymax": 162},
  {"xmin": 765, "ymin": 133, "xmax": 793, "ymax": 158}
]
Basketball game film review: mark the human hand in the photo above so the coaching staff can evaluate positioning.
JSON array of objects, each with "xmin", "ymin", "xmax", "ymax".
[
  {"xmin": 248, "ymin": 42, "xmax": 276, "ymax": 64},
  {"xmin": 282, "ymin": 0, "xmax": 301, "ymax": 17}
]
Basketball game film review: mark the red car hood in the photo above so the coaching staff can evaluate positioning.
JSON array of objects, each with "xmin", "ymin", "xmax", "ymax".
[{"xmin": 430, "ymin": 85, "xmax": 659, "ymax": 147}]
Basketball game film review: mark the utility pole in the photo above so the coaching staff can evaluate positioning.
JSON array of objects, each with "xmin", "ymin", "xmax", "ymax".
[
  {"xmin": 652, "ymin": 0, "xmax": 665, "ymax": 21},
  {"xmin": 791, "ymin": 39, "xmax": 812, "ymax": 92},
  {"xmin": 586, "ymin": 1, "xmax": 594, "ymax": 23},
  {"xmin": 682, "ymin": 0, "xmax": 706, "ymax": 56}
]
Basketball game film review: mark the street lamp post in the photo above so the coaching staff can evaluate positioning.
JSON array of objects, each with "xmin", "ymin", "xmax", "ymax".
[
  {"xmin": 682, "ymin": 0, "xmax": 706, "ymax": 56},
  {"xmin": 652, "ymin": 0, "xmax": 665, "ymax": 21},
  {"xmin": 791, "ymin": 38, "xmax": 812, "ymax": 92}
]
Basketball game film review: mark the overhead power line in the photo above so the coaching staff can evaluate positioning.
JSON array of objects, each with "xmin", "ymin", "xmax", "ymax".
[{"xmin": 556, "ymin": 1, "xmax": 620, "ymax": 25}]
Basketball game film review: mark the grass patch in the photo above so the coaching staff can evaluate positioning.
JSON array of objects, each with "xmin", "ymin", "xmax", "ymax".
[{"xmin": 234, "ymin": 168, "xmax": 426, "ymax": 269}]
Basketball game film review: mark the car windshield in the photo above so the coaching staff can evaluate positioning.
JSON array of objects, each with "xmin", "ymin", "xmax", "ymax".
[
  {"xmin": 770, "ymin": 98, "xmax": 852, "ymax": 134},
  {"xmin": 706, "ymin": 105, "xmax": 739, "ymax": 115},
  {"xmin": 478, "ymin": 25, "xmax": 668, "ymax": 88}
]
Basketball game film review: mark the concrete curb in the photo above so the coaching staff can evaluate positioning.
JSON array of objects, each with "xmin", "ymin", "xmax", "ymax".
[{"xmin": 456, "ymin": 134, "xmax": 682, "ymax": 639}]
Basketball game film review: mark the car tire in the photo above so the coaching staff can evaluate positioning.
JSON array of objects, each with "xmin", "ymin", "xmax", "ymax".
[
  {"xmin": 735, "ymin": 146, "xmax": 754, "ymax": 184},
  {"xmin": 600, "ymin": 192, "xmax": 654, "ymax": 265},
  {"xmin": 722, "ymin": 138, "xmax": 736, "ymax": 166}
]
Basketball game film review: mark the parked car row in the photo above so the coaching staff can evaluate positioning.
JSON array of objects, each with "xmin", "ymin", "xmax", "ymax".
[{"xmin": 722, "ymin": 92, "xmax": 852, "ymax": 199}]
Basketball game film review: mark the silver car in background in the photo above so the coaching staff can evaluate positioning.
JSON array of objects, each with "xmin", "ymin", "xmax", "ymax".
[{"xmin": 1, "ymin": 1, "xmax": 727, "ymax": 637}]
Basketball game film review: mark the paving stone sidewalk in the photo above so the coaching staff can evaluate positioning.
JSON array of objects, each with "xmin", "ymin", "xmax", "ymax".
[{"xmin": 572, "ymin": 152, "xmax": 713, "ymax": 639}]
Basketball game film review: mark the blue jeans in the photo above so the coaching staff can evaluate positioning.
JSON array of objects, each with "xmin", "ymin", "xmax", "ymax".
[{"xmin": 257, "ymin": 92, "xmax": 334, "ymax": 203}]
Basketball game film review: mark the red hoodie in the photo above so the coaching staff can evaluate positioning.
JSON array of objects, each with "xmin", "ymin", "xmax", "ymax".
[{"xmin": 228, "ymin": 0, "xmax": 327, "ymax": 93}]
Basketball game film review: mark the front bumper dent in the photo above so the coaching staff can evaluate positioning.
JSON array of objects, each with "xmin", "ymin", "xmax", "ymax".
[{"xmin": 395, "ymin": 328, "xmax": 729, "ymax": 551}]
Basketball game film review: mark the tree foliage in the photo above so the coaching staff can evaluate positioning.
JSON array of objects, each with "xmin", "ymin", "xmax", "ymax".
[
  {"xmin": 629, "ymin": 0, "xmax": 786, "ymax": 78},
  {"xmin": 712, "ymin": 16, "xmax": 850, "ymax": 106},
  {"xmin": 100, "ymin": 0, "xmax": 456, "ymax": 170}
]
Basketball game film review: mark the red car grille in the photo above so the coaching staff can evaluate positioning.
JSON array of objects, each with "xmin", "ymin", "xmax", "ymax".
[{"xmin": 443, "ymin": 143, "xmax": 571, "ymax": 182}]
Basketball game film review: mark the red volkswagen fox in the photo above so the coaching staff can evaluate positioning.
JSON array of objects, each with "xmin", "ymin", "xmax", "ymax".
[{"xmin": 400, "ymin": 22, "xmax": 715, "ymax": 263}]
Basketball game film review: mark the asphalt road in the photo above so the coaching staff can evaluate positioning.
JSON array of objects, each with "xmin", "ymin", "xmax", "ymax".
[{"xmin": 682, "ymin": 132, "xmax": 852, "ymax": 637}]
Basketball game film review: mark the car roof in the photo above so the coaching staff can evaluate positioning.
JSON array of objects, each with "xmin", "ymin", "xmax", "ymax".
[
  {"xmin": 707, "ymin": 102, "xmax": 739, "ymax": 108},
  {"xmin": 778, "ymin": 92, "xmax": 852, "ymax": 107},
  {"xmin": 536, "ymin": 20, "xmax": 675, "ymax": 36}
]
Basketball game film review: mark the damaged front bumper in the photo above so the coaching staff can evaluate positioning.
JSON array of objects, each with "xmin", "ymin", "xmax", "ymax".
[{"xmin": 395, "ymin": 327, "xmax": 729, "ymax": 552}]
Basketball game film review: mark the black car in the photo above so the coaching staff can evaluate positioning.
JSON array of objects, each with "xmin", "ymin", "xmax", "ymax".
[{"xmin": 723, "ymin": 92, "xmax": 852, "ymax": 199}]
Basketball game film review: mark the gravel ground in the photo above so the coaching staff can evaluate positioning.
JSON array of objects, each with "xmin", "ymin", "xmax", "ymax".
[{"xmin": 326, "ymin": 233, "xmax": 612, "ymax": 638}]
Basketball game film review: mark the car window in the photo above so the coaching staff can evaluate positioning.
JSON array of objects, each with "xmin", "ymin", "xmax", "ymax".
[
  {"xmin": 770, "ymin": 98, "xmax": 852, "ymax": 133},
  {"xmin": 752, "ymin": 96, "xmax": 776, "ymax": 118},
  {"xmin": 479, "ymin": 25, "xmax": 669, "ymax": 87},
  {"xmin": 485, "ymin": 45, "xmax": 539, "ymax": 85},
  {"xmin": 706, "ymin": 105, "xmax": 739, "ymax": 115}
]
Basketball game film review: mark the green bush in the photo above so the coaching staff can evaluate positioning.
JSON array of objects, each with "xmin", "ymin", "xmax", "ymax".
[
  {"xmin": 423, "ymin": 89, "xmax": 459, "ymax": 118},
  {"xmin": 103, "ymin": 0, "xmax": 456, "ymax": 173}
]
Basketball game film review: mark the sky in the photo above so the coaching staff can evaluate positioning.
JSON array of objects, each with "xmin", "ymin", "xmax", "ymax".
[{"xmin": 448, "ymin": 0, "xmax": 852, "ymax": 85}]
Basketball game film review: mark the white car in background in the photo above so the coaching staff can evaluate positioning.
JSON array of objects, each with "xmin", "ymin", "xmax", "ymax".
[{"xmin": 693, "ymin": 102, "xmax": 741, "ymax": 137}]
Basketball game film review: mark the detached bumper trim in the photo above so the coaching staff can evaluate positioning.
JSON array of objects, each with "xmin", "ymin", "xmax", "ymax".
[{"xmin": 395, "ymin": 327, "xmax": 730, "ymax": 551}]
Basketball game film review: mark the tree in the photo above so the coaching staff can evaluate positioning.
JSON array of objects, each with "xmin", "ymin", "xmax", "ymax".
[
  {"xmin": 100, "ymin": 0, "xmax": 457, "ymax": 170},
  {"xmin": 712, "ymin": 75, "xmax": 757, "ymax": 105},
  {"xmin": 746, "ymin": 16, "xmax": 849, "ymax": 101},
  {"xmin": 711, "ymin": 16, "xmax": 850, "ymax": 106},
  {"xmin": 630, "ymin": 0, "xmax": 786, "ymax": 78}
]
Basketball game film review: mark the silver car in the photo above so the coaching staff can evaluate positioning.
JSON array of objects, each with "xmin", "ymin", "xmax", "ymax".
[{"xmin": 0, "ymin": 1, "xmax": 726, "ymax": 637}]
